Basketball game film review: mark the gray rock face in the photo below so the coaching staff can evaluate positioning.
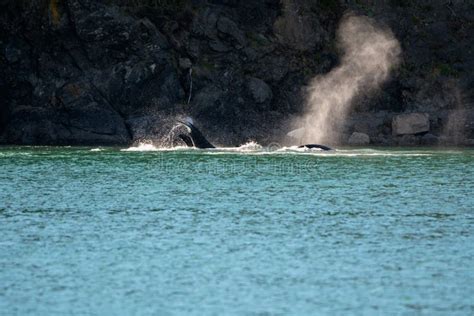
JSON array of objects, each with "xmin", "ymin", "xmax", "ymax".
[
  {"xmin": 247, "ymin": 78, "xmax": 273, "ymax": 104},
  {"xmin": 348, "ymin": 132, "xmax": 370, "ymax": 145},
  {"xmin": 1, "ymin": 0, "xmax": 473, "ymax": 146},
  {"xmin": 3, "ymin": 104, "xmax": 130, "ymax": 145},
  {"xmin": 392, "ymin": 113, "xmax": 430, "ymax": 136},
  {"xmin": 0, "ymin": 0, "xmax": 183, "ymax": 145}
]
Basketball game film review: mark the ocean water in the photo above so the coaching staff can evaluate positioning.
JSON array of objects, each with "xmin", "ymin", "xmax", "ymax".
[{"xmin": 0, "ymin": 145, "xmax": 473, "ymax": 315}]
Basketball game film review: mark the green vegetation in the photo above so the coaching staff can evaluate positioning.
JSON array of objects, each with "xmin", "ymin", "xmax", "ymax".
[
  {"xmin": 7, "ymin": 0, "xmax": 190, "ymax": 11},
  {"xmin": 398, "ymin": 62, "xmax": 416, "ymax": 78},
  {"xmin": 390, "ymin": 0, "xmax": 411, "ymax": 8},
  {"xmin": 4, "ymin": 0, "xmax": 63, "ymax": 26},
  {"xmin": 411, "ymin": 14, "xmax": 422, "ymax": 26},
  {"xmin": 318, "ymin": 0, "xmax": 339, "ymax": 12},
  {"xmin": 107, "ymin": 0, "xmax": 190, "ymax": 11},
  {"xmin": 195, "ymin": 58, "xmax": 216, "ymax": 77},
  {"xmin": 419, "ymin": 4, "xmax": 433, "ymax": 12},
  {"xmin": 246, "ymin": 32, "xmax": 270, "ymax": 49},
  {"xmin": 199, "ymin": 60, "xmax": 215, "ymax": 71},
  {"xmin": 432, "ymin": 63, "xmax": 459, "ymax": 78},
  {"xmin": 353, "ymin": 0, "xmax": 375, "ymax": 17}
]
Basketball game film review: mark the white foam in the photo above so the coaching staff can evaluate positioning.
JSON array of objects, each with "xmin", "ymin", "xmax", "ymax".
[
  {"xmin": 119, "ymin": 141, "xmax": 439, "ymax": 157},
  {"xmin": 211, "ymin": 141, "xmax": 263, "ymax": 152},
  {"xmin": 204, "ymin": 147, "xmax": 433, "ymax": 157},
  {"xmin": 121, "ymin": 143, "xmax": 158, "ymax": 152},
  {"xmin": 121, "ymin": 142, "xmax": 191, "ymax": 152},
  {"xmin": 237, "ymin": 141, "xmax": 263, "ymax": 151}
]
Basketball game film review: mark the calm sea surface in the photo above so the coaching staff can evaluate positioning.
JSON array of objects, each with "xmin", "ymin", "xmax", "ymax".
[{"xmin": 0, "ymin": 146, "xmax": 473, "ymax": 315}]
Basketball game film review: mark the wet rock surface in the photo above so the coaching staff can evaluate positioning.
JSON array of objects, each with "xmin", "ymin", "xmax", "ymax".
[{"xmin": 1, "ymin": 0, "xmax": 473, "ymax": 146}]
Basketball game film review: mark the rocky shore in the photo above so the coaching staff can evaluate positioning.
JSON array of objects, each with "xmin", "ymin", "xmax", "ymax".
[{"xmin": 1, "ymin": 0, "xmax": 473, "ymax": 146}]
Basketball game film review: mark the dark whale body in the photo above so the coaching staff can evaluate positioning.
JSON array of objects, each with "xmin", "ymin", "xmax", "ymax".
[
  {"xmin": 178, "ymin": 134, "xmax": 194, "ymax": 147},
  {"xmin": 177, "ymin": 120, "xmax": 215, "ymax": 149},
  {"xmin": 177, "ymin": 119, "xmax": 332, "ymax": 151},
  {"xmin": 298, "ymin": 144, "xmax": 332, "ymax": 151}
]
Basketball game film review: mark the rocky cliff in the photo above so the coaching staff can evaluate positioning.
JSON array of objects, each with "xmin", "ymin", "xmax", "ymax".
[{"xmin": 1, "ymin": 0, "xmax": 473, "ymax": 146}]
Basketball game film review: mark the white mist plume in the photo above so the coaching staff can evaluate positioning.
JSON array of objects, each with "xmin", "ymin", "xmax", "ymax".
[{"xmin": 293, "ymin": 14, "xmax": 401, "ymax": 144}]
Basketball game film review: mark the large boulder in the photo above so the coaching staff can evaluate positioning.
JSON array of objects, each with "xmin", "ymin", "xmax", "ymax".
[
  {"xmin": 392, "ymin": 113, "xmax": 430, "ymax": 135},
  {"xmin": 348, "ymin": 132, "xmax": 370, "ymax": 145}
]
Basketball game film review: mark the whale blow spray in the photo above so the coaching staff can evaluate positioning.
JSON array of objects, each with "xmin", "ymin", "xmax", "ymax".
[{"xmin": 293, "ymin": 14, "xmax": 401, "ymax": 144}]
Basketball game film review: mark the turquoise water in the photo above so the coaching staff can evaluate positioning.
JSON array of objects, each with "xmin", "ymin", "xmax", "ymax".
[{"xmin": 0, "ymin": 146, "xmax": 473, "ymax": 315}]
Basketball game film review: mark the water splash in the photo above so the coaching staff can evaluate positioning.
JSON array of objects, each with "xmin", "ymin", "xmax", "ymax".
[
  {"xmin": 122, "ymin": 142, "xmax": 159, "ymax": 152},
  {"xmin": 236, "ymin": 141, "xmax": 263, "ymax": 151},
  {"xmin": 119, "ymin": 140, "xmax": 444, "ymax": 157},
  {"xmin": 162, "ymin": 123, "xmax": 186, "ymax": 147},
  {"xmin": 292, "ymin": 14, "xmax": 401, "ymax": 145}
]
